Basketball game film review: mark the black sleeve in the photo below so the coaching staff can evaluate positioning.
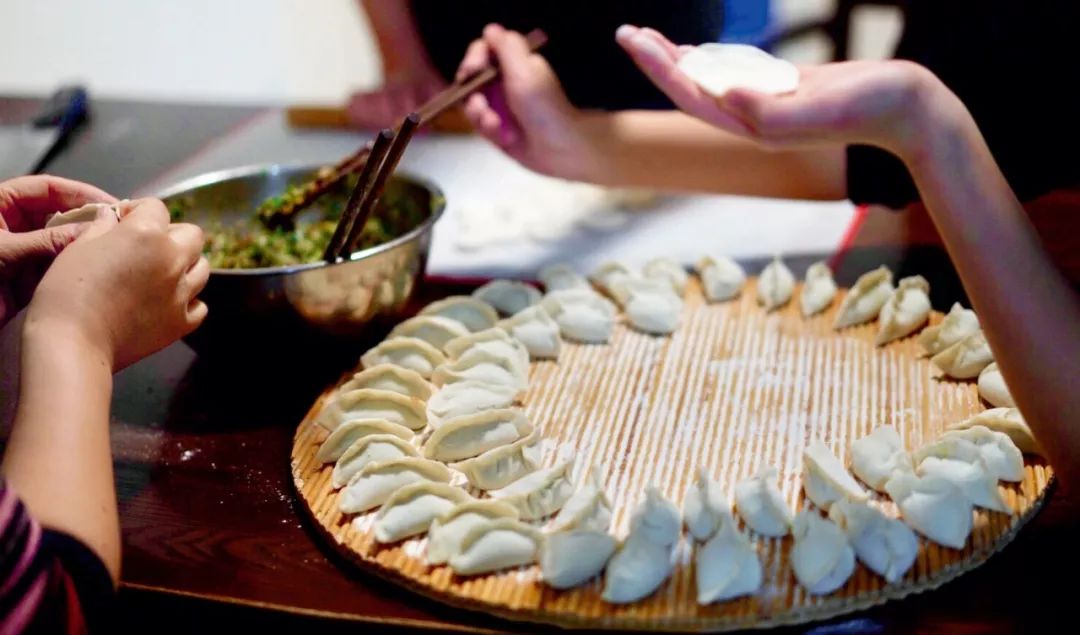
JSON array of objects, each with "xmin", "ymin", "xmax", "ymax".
[{"xmin": 847, "ymin": 0, "xmax": 1080, "ymax": 208}]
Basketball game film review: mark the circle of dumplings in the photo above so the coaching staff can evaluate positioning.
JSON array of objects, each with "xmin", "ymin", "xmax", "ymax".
[{"xmin": 291, "ymin": 276, "xmax": 1052, "ymax": 631}]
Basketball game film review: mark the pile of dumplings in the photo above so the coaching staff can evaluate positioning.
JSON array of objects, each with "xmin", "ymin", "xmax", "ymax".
[{"xmin": 307, "ymin": 254, "xmax": 1040, "ymax": 607}]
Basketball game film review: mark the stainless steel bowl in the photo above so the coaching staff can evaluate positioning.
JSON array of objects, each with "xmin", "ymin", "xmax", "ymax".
[{"xmin": 157, "ymin": 163, "xmax": 445, "ymax": 354}]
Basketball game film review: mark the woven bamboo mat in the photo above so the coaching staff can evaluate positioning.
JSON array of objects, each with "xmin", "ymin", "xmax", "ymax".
[{"xmin": 291, "ymin": 278, "xmax": 1052, "ymax": 631}]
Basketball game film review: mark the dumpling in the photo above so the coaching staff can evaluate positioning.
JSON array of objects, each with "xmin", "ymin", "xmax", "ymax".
[
  {"xmin": 802, "ymin": 439, "xmax": 869, "ymax": 510},
  {"xmin": 790, "ymin": 511, "xmax": 856, "ymax": 595},
  {"xmin": 448, "ymin": 518, "xmax": 543, "ymax": 575},
  {"xmin": 497, "ymin": 305, "xmax": 561, "ymax": 360},
  {"xmin": 472, "ymin": 280, "xmax": 542, "ymax": 316},
  {"xmin": 444, "ymin": 328, "xmax": 529, "ymax": 382},
  {"xmin": 938, "ymin": 426, "xmax": 1025, "ymax": 482},
  {"xmin": 489, "ymin": 461, "xmax": 574, "ymax": 520},
  {"xmin": 339, "ymin": 457, "xmax": 451, "ymax": 514},
  {"xmin": 419, "ymin": 295, "xmax": 499, "ymax": 332},
  {"xmin": 331, "ymin": 433, "xmax": 420, "ymax": 488},
  {"xmin": 977, "ymin": 363, "xmax": 1015, "ymax": 408},
  {"xmin": 389, "ymin": 315, "xmax": 470, "ymax": 351},
  {"xmin": 373, "ymin": 482, "xmax": 473, "ymax": 543},
  {"xmin": 427, "ymin": 499, "xmax": 519, "ymax": 566},
  {"xmin": 876, "ymin": 275, "xmax": 931, "ymax": 346},
  {"xmin": 590, "ymin": 261, "xmax": 633, "ymax": 296},
  {"xmin": 540, "ymin": 288, "xmax": 617, "ymax": 343},
  {"xmin": 608, "ymin": 275, "xmax": 674, "ymax": 307},
  {"xmin": 432, "ymin": 350, "xmax": 527, "ymax": 396},
  {"xmin": 829, "ymin": 499, "xmax": 917, "ymax": 584},
  {"xmin": 540, "ymin": 529, "xmax": 618, "ymax": 590},
  {"xmin": 800, "ymin": 261, "xmax": 838, "ymax": 317},
  {"xmin": 628, "ymin": 486, "xmax": 682, "ymax": 547},
  {"xmin": 340, "ymin": 364, "xmax": 433, "ymax": 401},
  {"xmin": 756, "ymin": 256, "xmax": 795, "ymax": 311},
  {"xmin": 624, "ymin": 287, "xmax": 682, "ymax": 335},
  {"xmin": 916, "ymin": 455, "xmax": 1009, "ymax": 512},
  {"xmin": 948, "ymin": 407, "xmax": 1040, "ymax": 455},
  {"xmin": 538, "ymin": 263, "xmax": 589, "ymax": 292},
  {"xmin": 850, "ymin": 425, "xmax": 914, "ymax": 492},
  {"xmin": 550, "ymin": 465, "xmax": 613, "ymax": 533},
  {"xmin": 919, "ymin": 302, "xmax": 979, "ymax": 356},
  {"xmin": 45, "ymin": 202, "xmax": 117, "ymax": 228},
  {"xmin": 643, "ymin": 257, "xmax": 688, "ymax": 295},
  {"xmin": 602, "ymin": 487, "xmax": 680, "ymax": 604},
  {"xmin": 361, "ymin": 337, "xmax": 447, "ymax": 379},
  {"xmin": 884, "ymin": 472, "xmax": 973, "ymax": 549},
  {"xmin": 426, "ymin": 380, "xmax": 517, "ymax": 426},
  {"xmin": 697, "ymin": 255, "xmax": 746, "ymax": 302},
  {"xmin": 682, "ymin": 467, "xmax": 731, "ymax": 541},
  {"xmin": 833, "ymin": 265, "xmax": 894, "ymax": 329},
  {"xmin": 316, "ymin": 418, "xmax": 415, "ymax": 463},
  {"xmin": 421, "ymin": 408, "xmax": 532, "ymax": 462},
  {"xmin": 451, "ymin": 431, "xmax": 542, "ymax": 490},
  {"xmin": 931, "ymin": 330, "xmax": 993, "ymax": 379},
  {"xmin": 695, "ymin": 516, "xmax": 762, "ymax": 604},
  {"xmin": 733, "ymin": 466, "xmax": 792, "ymax": 537},
  {"xmin": 317, "ymin": 388, "xmax": 428, "ymax": 432}
]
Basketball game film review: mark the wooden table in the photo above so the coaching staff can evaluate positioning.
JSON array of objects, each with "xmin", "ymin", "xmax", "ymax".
[{"xmin": 2, "ymin": 96, "xmax": 1079, "ymax": 633}]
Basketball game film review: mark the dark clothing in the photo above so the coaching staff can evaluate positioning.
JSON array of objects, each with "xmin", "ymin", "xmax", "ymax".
[
  {"xmin": 847, "ymin": 1, "xmax": 1080, "ymax": 208},
  {"xmin": 410, "ymin": 0, "xmax": 724, "ymax": 110}
]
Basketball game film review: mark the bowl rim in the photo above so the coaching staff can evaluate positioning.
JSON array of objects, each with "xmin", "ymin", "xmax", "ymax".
[{"xmin": 156, "ymin": 161, "xmax": 446, "ymax": 277}]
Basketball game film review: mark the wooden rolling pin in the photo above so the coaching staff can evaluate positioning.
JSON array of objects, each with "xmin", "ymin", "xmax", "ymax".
[{"xmin": 285, "ymin": 105, "xmax": 473, "ymax": 133}]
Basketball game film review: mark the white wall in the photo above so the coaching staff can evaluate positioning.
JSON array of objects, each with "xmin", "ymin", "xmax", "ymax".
[{"xmin": 0, "ymin": 0, "xmax": 382, "ymax": 104}]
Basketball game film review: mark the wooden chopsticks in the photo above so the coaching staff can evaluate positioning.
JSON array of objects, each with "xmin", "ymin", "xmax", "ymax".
[
  {"xmin": 323, "ymin": 113, "xmax": 421, "ymax": 262},
  {"xmin": 259, "ymin": 28, "xmax": 548, "ymax": 227}
]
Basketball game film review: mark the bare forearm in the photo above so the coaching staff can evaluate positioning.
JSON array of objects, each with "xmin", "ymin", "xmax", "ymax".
[
  {"xmin": 580, "ymin": 110, "xmax": 847, "ymax": 200},
  {"xmin": 2, "ymin": 321, "xmax": 119, "ymax": 583},
  {"xmin": 904, "ymin": 94, "xmax": 1080, "ymax": 489},
  {"xmin": 359, "ymin": 0, "xmax": 430, "ymax": 76}
]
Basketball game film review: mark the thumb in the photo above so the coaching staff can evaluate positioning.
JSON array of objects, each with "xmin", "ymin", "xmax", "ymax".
[
  {"xmin": 0, "ymin": 224, "xmax": 85, "ymax": 266},
  {"xmin": 75, "ymin": 203, "xmax": 120, "ymax": 242}
]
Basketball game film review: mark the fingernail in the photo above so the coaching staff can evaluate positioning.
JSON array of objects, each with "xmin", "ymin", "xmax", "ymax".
[
  {"xmin": 615, "ymin": 24, "xmax": 638, "ymax": 41},
  {"xmin": 630, "ymin": 32, "xmax": 668, "ymax": 61}
]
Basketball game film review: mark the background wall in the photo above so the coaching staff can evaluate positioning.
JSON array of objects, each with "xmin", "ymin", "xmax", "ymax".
[{"xmin": 0, "ymin": 0, "xmax": 900, "ymax": 105}]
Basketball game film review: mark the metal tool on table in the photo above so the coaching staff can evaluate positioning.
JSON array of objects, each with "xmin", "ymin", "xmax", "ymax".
[{"xmin": 0, "ymin": 85, "xmax": 88, "ymax": 180}]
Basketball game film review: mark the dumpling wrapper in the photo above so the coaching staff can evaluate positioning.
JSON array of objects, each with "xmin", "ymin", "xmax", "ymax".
[
  {"xmin": 338, "ymin": 457, "xmax": 451, "ymax": 514},
  {"xmin": 389, "ymin": 315, "xmax": 471, "ymax": 351},
  {"xmin": 472, "ymin": 279, "xmax": 542, "ymax": 317},
  {"xmin": 419, "ymin": 295, "xmax": 499, "ymax": 332},
  {"xmin": 426, "ymin": 380, "xmax": 517, "ymax": 427},
  {"xmin": 628, "ymin": 486, "xmax": 682, "ymax": 547},
  {"xmin": 677, "ymin": 43, "xmax": 799, "ymax": 98},
  {"xmin": 834, "ymin": 266, "xmax": 894, "ymax": 329},
  {"xmin": 448, "ymin": 518, "xmax": 542, "ymax": 575},
  {"xmin": 916, "ymin": 456, "xmax": 1009, "ymax": 513},
  {"xmin": 696, "ymin": 255, "xmax": 746, "ymax": 302},
  {"xmin": 318, "ymin": 388, "xmax": 428, "ymax": 433},
  {"xmin": 451, "ymin": 431, "xmax": 542, "ymax": 491},
  {"xmin": 733, "ymin": 466, "xmax": 792, "ymax": 537},
  {"xmin": 540, "ymin": 529, "xmax": 617, "ymax": 590},
  {"xmin": 919, "ymin": 302, "xmax": 979, "ymax": 356},
  {"xmin": 829, "ymin": 499, "xmax": 918, "ymax": 584},
  {"xmin": 361, "ymin": 337, "xmax": 447, "ymax": 379},
  {"xmin": 538, "ymin": 263, "xmax": 589, "ymax": 292},
  {"xmin": 977, "ymin": 363, "xmax": 1016, "ymax": 409},
  {"xmin": 756, "ymin": 256, "xmax": 795, "ymax": 311},
  {"xmin": 931, "ymin": 330, "xmax": 993, "ymax": 379},
  {"xmin": 489, "ymin": 461, "xmax": 574, "ymax": 520},
  {"xmin": 802, "ymin": 439, "xmax": 869, "ymax": 510},
  {"xmin": 497, "ymin": 304, "xmax": 561, "ymax": 360},
  {"xmin": 550, "ymin": 465, "xmax": 612, "ymax": 533},
  {"xmin": 624, "ymin": 288, "xmax": 682, "ymax": 335},
  {"xmin": 426, "ymin": 500, "xmax": 519, "ymax": 566},
  {"xmin": 885, "ymin": 472, "xmax": 973, "ymax": 550},
  {"xmin": 643, "ymin": 257, "xmax": 688, "ymax": 295},
  {"xmin": 948, "ymin": 407, "xmax": 1041, "ymax": 456},
  {"xmin": 540, "ymin": 288, "xmax": 617, "ymax": 343},
  {"xmin": 791, "ymin": 511, "xmax": 856, "ymax": 595},
  {"xmin": 45, "ymin": 202, "xmax": 118, "ymax": 228},
  {"xmin": 601, "ymin": 532, "xmax": 675, "ymax": 604},
  {"xmin": 695, "ymin": 518, "xmax": 762, "ymax": 604},
  {"xmin": 341, "ymin": 364, "xmax": 433, "ymax": 401},
  {"xmin": 850, "ymin": 425, "xmax": 913, "ymax": 492},
  {"xmin": 444, "ymin": 328, "xmax": 530, "ymax": 382},
  {"xmin": 683, "ymin": 467, "xmax": 731, "ymax": 542},
  {"xmin": 800, "ymin": 261, "xmax": 838, "ymax": 317},
  {"xmin": 331, "ymin": 433, "xmax": 419, "ymax": 488},
  {"xmin": 316, "ymin": 418, "xmax": 415, "ymax": 463},
  {"xmin": 939, "ymin": 426, "xmax": 1025, "ymax": 482},
  {"xmin": 421, "ymin": 407, "xmax": 531, "ymax": 462},
  {"xmin": 876, "ymin": 275, "xmax": 931, "ymax": 346},
  {"xmin": 373, "ymin": 482, "xmax": 473, "ymax": 543}
]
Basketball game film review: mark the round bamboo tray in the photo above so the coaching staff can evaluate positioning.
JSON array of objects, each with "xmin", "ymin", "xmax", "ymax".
[{"xmin": 291, "ymin": 278, "xmax": 1052, "ymax": 631}]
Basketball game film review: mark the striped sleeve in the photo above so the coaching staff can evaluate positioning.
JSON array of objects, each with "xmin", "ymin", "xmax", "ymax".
[{"xmin": 1, "ymin": 484, "xmax": 113, "ymax": 634}]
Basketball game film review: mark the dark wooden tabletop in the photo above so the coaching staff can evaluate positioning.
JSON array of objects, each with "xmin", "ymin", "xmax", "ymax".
[{"xmin": 2, "ymin": 95, "xmax": 1079, "ymax": 634}]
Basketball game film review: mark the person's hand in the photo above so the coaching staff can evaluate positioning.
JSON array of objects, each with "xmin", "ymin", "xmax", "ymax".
[
  {"xmin": 346, "ymin": 64, "xmax": 446, "ymax": 129},
  {"xmin": 24, "ymin": 198, "xmax": 209, "ymax": 371},
  {"xmin": 458, "ymin": 24, "xmax": 608, "ymax": 182},
  {"xmin": 0, "ymin": 175, "xmax": 117, "ymax": 329},
  {"xmin": 615, "ymin": 25, "xmax": 959, "ymax": 159}
]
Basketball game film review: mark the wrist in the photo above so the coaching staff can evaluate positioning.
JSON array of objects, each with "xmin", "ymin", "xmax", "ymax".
[
  {"xmin": 888, "ymin": 66, "xmax": 971, "ymax": 177},
  {"xmin": 21, "ymin": 314, "xmax": 114, "ymax": 373},
  {"xmin": 575, "ymin": 111, "xmax": 624, "ymax": 185}
]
